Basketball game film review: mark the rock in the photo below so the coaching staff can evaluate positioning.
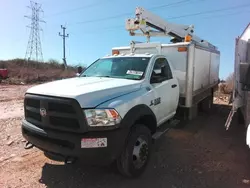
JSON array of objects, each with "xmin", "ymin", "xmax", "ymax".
[
  {"xmin": 0, "ymin": 157, "xmax": 4, "ymax": 162},
  {"xmin": 10, "ymin": 154, "xmax": 16, "ymax": 158},
  {"xmin": 6, "ymin": 140, "xmax": 14, "ymax": 146},
  {"xmin": 12, "ymin": 157, "xmax": 23, "ymax": 162},
  {"xmin": 242, "ymin": 179, "xmax": 250, "ymax": 184}
]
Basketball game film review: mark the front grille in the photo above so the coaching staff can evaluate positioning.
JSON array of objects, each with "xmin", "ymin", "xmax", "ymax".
[
  {"xmin": 50, "ymin": 116, "xmax": 79, "ymax": 129},
  {"xmin": 24, "ymin": 94, "xmax": 87, "ymax": 133},
  {"xmin": 26, "ymin": 98, "xmax": 40, "ymax": 108},
  {"xmin": 26, "ymin": 110, "xmax": 41, "ymax": 122},
  {"xmin": 48, "ymin": 102, "xmax": 75, "ymax": 114}
]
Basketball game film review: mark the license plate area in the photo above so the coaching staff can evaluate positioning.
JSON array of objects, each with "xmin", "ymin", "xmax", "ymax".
[{"xmin": 81, "ymin": 138, "xmax": 107, "ymax": 148}]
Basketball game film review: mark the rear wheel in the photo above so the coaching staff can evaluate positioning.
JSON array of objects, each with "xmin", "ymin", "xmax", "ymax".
[{"xmin": 116, "ymin": 125, "xmax": 151, "ymax": 178}]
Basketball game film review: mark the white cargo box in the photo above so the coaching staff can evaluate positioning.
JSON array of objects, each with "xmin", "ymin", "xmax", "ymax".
[{"xmin": 113, "ymin": 42, "xmax": 220, "ymax": 107}]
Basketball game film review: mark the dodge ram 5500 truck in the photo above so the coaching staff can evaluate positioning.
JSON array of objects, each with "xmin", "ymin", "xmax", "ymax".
[{"xmin": 22, "ymin": 7, "xmax": 220, "ymax": 177}]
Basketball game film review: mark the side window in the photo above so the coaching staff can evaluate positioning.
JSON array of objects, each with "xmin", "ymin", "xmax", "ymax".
[{"xmin": 152, "ymin": 58, "xmax": 173, "ymax": 81}]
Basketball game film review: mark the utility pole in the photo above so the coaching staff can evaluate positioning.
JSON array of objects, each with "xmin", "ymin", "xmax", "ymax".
[
  {"xmin": 25, "ymin": 1, "xmax": 45, "ymax": 62},
  {"xmin": 59, "ymin": 25, "xmax": 69, "ymax": 69}
]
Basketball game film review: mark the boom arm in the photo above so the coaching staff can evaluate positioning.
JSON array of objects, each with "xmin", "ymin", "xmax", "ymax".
[{"xmin": 126, "ymin": 7, "xmax": 217, "ymax": 49}]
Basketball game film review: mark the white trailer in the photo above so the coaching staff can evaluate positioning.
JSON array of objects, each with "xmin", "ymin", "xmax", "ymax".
[{"xmin": 225, "ymin": 24, "xmax": 250, "ymax": 146}]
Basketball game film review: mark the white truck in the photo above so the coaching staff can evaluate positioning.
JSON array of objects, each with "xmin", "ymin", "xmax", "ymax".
[
  {"xmin": 225, "ymin": 24, "xmax": 250, "ymax": 146},
  {"xmin": 22, "ymin": 7, "xmax": 220, "ymax": 177}
]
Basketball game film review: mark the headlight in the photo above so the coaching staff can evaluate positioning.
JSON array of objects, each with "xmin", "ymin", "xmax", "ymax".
[{"xmin": 84, "ymin": 109, "xmax": 121, "ymax": 127}]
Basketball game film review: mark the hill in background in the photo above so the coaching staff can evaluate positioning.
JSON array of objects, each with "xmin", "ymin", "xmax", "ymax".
[{"xmin": 0, "ymin": 59, "xmax": 83, "ymax": 84}]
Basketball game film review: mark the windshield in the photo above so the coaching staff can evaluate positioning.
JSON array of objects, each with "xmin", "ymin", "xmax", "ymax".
[{"xmin": 81, "ymin": 57, "xmax": 150, "ymax": 80}]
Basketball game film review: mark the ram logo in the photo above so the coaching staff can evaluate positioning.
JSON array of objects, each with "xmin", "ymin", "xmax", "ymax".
[{"xmin": 40, "ymin": 108, "xmax": 47, "ymax": 117}]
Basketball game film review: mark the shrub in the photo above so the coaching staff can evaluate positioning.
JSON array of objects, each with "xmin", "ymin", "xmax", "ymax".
[{"xmin": 0, "ymin": 59, "xmax": 84, "ymax": 84}]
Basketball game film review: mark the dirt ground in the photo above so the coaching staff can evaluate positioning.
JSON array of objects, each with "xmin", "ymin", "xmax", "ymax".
[{"xmin": 1, "ymin": 84, "xmax": 250, "ymax": 188}]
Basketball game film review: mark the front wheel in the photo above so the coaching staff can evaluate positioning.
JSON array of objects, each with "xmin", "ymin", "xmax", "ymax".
[{"xmin": 116, "ymin": 124, "xmax": 151, "ymax": 178}]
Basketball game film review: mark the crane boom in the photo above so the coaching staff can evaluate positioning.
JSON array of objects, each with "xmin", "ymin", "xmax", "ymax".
[{"xmin": 125, "ymin": 7, "xmax": 217, "ymax": 49}]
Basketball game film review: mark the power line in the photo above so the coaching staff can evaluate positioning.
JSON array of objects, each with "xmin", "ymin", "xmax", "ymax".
[
  {"xmin": 46, "ymin": 0, "xmax": 114, "ymax": 17},
  {"xmin": 149, "ymin": 0, "xmax": 192, "ymax": 10},
  {"xmin": 75, "ymin": 1, "xmax": 250, "ymax": 25},
  {"xmin": 25, "ymin": 1, "xmax": 45, "ymax": 62},
  {"xmin": 80, "ymin": 8, "xmax": 250, "ymax": 35},
  {"xmin": 202, "ymin": 10, "xmax": 250, "ymax": 20},
  {"xmin": 167, "ymin": 3, "xmax": 250, "ymax": 20},
  {"xmin": 75, "ymin": 0, "xmax": 194, "ymax": 25}
]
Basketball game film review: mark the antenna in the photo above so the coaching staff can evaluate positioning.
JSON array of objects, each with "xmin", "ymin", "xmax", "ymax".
[{"xmin": 25, "ymin": 1, "xmax": 45, "ymax": 62}]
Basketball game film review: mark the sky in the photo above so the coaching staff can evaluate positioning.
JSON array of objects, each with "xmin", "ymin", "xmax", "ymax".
[{"xmin": 1, "ymin": 0, "xmax": 250, "ymax": 79}]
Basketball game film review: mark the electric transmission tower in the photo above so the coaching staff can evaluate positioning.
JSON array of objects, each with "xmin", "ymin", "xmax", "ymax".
[{"xmin": 25, "ymin": 1, "xmax": 45, "ymax": 62}]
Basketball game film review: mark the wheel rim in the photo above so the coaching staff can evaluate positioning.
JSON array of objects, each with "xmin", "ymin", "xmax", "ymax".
[{"xmin": 132, "ymin": 136, "xmax": 149, "ymax": 169}]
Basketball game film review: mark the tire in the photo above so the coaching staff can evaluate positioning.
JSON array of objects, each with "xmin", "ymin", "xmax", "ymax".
[{"xmin": 116, "ymin": 124, "xmax": 152, "ymax": 178}]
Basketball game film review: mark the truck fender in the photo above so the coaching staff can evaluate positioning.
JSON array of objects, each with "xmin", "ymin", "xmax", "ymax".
[{"xmin": 120, "ymin": 104, "xmax": 157, "ymax": 134}]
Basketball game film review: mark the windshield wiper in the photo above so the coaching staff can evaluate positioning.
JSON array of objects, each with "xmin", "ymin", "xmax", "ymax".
[
  {"xmin": 80, "ymin": 75, "xmax": 110, "ymax": 78},
  {"xmin": 124, "ymin": 77, "xmax": 141, "ymax": 80},
  {"xmin": 96, "ymin": 75, "xmax": 111, "ymax": 78}
]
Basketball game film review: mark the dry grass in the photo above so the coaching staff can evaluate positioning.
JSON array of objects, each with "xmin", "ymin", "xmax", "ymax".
[
  {"xmin": 218, "ymin": 73, "xmax": 234, "ymax": 94},
  {"xmin": 0, "ymin": 59, "xmax": 81, "ymax": 84}
]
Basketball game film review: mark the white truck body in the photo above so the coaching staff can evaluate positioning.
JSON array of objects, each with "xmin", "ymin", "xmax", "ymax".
[
  {"xmin": 225, "ymin": 24, "xmax": 250, "ymax": 130},
  {"xmin": 225, "ymin": 23, "xmax": 250, "ymax": 147},
  {"xmin": 234, "ymin": 24, "xmax": 250, "ymax": 113},
  {"xmin": 113, "ymin": 42, "xmax": 220, "ymax": 109}
]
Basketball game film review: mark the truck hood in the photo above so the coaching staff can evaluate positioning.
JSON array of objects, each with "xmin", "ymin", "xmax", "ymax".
[{"xmin": 27, "ymin": 77, "xmax": 142, "ymax": 108}]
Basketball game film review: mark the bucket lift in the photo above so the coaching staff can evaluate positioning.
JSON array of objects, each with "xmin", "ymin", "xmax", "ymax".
[{"xmin": 125, "ymin": 7, "xmax": 217, "ymax": 50}]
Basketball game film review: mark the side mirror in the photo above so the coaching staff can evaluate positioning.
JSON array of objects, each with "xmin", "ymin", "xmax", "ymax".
[{"xmin": 239, "ymin": 62, "xmax": 250, "ymax": 90}]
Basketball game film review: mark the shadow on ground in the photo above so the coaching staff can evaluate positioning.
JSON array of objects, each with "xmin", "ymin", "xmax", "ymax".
[{"xmin": 39, "ymin": 104, "xmax": 250, "ymax": 188}]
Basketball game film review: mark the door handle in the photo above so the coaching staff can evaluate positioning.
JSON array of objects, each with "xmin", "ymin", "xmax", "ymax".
[{"xmin": 171, "ymin": 84, "xmax": 177, "ymax": 88}]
